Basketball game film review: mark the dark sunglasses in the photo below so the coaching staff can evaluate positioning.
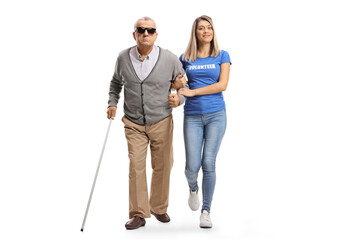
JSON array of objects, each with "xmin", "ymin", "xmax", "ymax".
[{"xmin": 136, "ymin": 27, "xmax": 156, "ymax": 35}]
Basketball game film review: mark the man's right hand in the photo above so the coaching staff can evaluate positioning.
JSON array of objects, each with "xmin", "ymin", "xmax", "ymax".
[{"xmin": 107, "ymin": 106, "xmax": 117, "ymax": 120}]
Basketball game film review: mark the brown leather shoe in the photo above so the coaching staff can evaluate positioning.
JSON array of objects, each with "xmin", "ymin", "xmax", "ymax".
[
  {"xmin": 150, "ymin": 211, "xmax": 170, "ymax": 223},
  {"xmin": 125, "ymin": 216, "xmax": 146, "ymax": 230}
]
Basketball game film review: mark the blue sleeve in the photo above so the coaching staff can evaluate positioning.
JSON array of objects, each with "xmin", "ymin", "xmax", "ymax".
[
  {"xmin": 220, "ymin": 50, "xmax": 231, "ymax": 65},
  {"xmin": 179, "ymin": 53, "xmax": 186, "ymax": 70}
]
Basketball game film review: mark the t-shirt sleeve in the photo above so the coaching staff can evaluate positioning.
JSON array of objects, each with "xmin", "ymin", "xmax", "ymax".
[
  {"xmin": 179, "ymin": 54, "xmax": 187, "ymax": 70},
  {"xmin": 221, "ymin": 50, "xmax": 232, "ymax": 65},
  {"xmin": 175, "ymin": 53, "xmax": 188, "ymax": 106},
  {"xmin": 173, "ymin": 56, "xmax": 186, "ymax": 80}
]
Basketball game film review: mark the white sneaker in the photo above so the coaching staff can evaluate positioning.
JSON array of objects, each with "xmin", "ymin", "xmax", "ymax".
[
  {"xmin": 200, "ymin": 210, "xmax": 212, "ymax": 228},
  {"xmin": 188, "ymin": 189, "xmax": 200, "ymax": 211}
]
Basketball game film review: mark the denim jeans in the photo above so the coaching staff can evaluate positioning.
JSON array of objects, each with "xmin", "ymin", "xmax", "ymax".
[{"xmin": 184, "ymin": 109, "xmax": 227, "ymax": 212}]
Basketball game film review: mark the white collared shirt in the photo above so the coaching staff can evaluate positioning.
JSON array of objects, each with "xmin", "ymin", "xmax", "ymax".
[{"xmin": 129, "ymin": 45, "xmax": 159, "ymax": 81}]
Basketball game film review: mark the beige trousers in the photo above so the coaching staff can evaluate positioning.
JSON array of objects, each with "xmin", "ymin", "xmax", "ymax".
[{"xmin": 122, "ymin": 115, "xmax": 174, "ymax": 219}]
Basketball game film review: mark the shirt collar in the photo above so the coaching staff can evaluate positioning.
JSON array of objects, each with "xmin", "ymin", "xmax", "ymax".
[{"xmin": 135, "ymin": 45, "xmax": 158, "ymax": 61}]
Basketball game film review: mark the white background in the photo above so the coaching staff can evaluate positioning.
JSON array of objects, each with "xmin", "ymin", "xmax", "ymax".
[{"xmin": 0, "ymin": 0, "xmax": 359, "ymax": 239}]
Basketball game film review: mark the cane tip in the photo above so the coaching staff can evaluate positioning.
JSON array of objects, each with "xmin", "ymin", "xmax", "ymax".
[{"xmin": 81, "ymin": 229, "xmax": 83, "ymax": 232}]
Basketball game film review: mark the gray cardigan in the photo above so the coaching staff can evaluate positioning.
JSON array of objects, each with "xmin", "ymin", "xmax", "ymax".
[{"xmin": 108, "ymin": 46, "xmax": 187, "ymax": 125}]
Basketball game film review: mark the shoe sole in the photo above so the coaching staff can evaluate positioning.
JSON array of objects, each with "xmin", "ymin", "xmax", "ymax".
[
  {"xmin": 125, "ymin": 223, "xmax": 145, "ymax": 230},
  {"xmin": 200, "ymin": 224, "xmax": 212, "ymax": 228},
  {"xmin": 150, "ymin": 211, "xmax": 171, "ymax": 223},
  {"xmin": 125, "ymin": 222, "xmax": 146, "ymax": 230},
  {"xmin": 189, "ymin": 205, "xmax": 200, "ymax": 211}
]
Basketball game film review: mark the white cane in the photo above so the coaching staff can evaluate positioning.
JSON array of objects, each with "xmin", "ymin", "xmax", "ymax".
[{"xmin": 81, "ymin": 119, "xmax": 112, "ymax": 232}]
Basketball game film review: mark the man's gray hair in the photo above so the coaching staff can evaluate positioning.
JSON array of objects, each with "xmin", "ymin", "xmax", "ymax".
[{"xmin": 134, "ymin": 16, "xmax": 156, "ymax": 30}]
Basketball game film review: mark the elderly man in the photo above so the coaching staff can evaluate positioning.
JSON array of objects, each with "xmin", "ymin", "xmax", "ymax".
[{"xmin": 107, "ymin": 17, "xmax": 187, "ymax": 230}]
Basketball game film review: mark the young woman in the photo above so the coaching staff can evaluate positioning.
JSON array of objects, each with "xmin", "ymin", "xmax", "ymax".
[{"xmin": 178, "ymin": 15, "xmax": 231, "ymax": 228}]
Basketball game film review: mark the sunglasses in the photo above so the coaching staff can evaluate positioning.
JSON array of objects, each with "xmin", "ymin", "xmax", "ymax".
[{"xmin": 136, "ymin": 27, "xmax": 156, "ymax": 35}]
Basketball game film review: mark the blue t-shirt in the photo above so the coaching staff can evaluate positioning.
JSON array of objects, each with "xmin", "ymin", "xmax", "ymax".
[{"xmin": 180, "ymin": 50, "xmax": 231, "ymax": 114}]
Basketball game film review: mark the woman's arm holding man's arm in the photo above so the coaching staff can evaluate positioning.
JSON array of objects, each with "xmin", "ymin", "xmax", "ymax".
[{"xmin": 178, "ymin": 63, "xmax": 230, "ymax": 97}]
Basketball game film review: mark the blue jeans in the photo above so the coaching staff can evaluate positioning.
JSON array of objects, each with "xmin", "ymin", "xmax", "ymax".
[{"xmin": 184, "ymin": 109, "xmax": 227, "ymax": 212}]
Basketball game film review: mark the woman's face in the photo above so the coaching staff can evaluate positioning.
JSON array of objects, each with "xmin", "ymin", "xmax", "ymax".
[{"xmin": 196, "ymin": 20, "xmax": 213, "ymax": 44}]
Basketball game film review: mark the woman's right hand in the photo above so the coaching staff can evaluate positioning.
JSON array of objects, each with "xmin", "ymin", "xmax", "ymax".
[{"xmin": 171, "ymin": 73, "xmax": 186, "ymax": 90}]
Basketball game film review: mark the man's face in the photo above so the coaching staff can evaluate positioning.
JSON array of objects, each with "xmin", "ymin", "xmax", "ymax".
[{"xmin": 133, "ymin": 20, "xmax": 158, "ymax": 48}]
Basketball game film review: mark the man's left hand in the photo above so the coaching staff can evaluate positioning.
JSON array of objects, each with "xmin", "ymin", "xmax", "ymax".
[{"xmin": 168, "ymin": 94, "xmax": 180, "ymax": 108}]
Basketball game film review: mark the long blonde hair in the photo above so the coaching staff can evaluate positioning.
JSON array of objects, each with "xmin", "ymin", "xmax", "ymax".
[{"xmin": 182, "ymin": 15, "xmax": 220, "ymax": 62}]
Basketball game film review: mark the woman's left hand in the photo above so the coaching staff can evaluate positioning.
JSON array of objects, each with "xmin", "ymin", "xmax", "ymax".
[{"xmin": 178, "ymin": 88, "xmax": 196, "ymax": 97}]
